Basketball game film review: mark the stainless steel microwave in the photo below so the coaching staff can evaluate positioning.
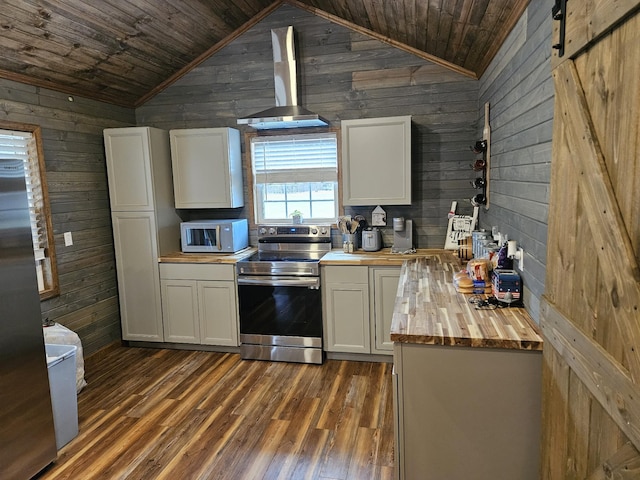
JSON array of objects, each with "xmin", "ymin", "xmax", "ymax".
[{"xmin": 180, "ymin": 219, "xmax": 249, "ymax": 253}]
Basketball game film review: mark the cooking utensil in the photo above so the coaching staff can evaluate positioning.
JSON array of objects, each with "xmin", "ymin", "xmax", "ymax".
[{"xmin": 337, "ymin": 216, "xmax": 351, "ymax": 234}]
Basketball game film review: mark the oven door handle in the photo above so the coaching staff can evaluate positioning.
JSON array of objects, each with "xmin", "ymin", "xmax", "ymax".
[{"xmin": 237, "ymin": 276, "xmax": 320, "ymax": 288}]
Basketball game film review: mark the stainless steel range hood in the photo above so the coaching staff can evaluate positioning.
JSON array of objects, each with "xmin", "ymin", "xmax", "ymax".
[{"xmin": 237, "ymin": 26, "xmax": 329, "ymax": 130}]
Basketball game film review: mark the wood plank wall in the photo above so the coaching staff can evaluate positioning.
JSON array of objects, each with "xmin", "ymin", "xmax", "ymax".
[
  {"xmin": 0, "ymin": 3, "xmax": 549, "ymax": 355},
  {"xmin": 136, "ymin": 4, "xmax": 480, "ymax": 249},
  {"xmin": 0, "ymin": 78, "xmax": 134, "ymax": 354},
  {"xmin": 476, "ymin": 0, "xmax": 554, "ymax": 322}
]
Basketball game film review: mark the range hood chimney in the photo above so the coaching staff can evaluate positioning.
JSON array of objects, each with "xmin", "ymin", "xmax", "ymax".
[{"xmin": 237, "ymin": 26, "xmax": 329, "ymax": 130}]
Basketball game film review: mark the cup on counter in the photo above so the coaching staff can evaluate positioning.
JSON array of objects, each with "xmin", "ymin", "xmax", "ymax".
[{"xmin": 342, "ymin": 233, "xmax": 358, "ymax": 252}]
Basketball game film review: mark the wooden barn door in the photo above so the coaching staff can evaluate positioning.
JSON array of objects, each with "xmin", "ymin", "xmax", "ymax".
[{"xmin": 541, "ymin": 1, "xmax": 640, "ymax": 478}]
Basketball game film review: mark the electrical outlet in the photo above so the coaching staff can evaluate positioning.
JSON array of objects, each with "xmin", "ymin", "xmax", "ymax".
[
  {"xmin": 517, "ymin": 247, "xmax": 524, "ymax": 270},
  {"xmin": 64, "ymin": 231, "xmax": 73, "ymax": 246}
]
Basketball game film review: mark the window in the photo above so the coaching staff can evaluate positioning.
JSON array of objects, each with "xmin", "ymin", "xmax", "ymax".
[
  {"xmin": 0, "ymin": 124, "xmax": 58, "ymax": 299},
  {"xmin": 250, "ymin": 132, "xmax": 338, "ymax": 224}
]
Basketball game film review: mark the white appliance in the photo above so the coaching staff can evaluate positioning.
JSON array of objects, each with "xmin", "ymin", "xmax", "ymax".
[
  {"xmin": 392, "ymin": 217, "xmax": 413, "ymax": 253},
  {"xmin": 362, "ymin": 228, "xmax": 383, "ymax": 251},
  {"xmin": 181, "ymin": 219, "xmax": 248, "ymax": 253}
]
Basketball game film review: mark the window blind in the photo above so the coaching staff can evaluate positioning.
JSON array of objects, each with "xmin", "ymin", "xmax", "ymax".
[
  {"xmin": 251, "ymin": 133, "xmax": 337, "ymax": 184},
  {"xmin": 0, "ymin": 129, "xmax": 45, "ymax": 260}
]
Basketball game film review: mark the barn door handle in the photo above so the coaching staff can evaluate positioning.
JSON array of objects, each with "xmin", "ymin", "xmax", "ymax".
[{"xmin": 552, "ymin": 0, "xmax": 568, "ymax": 57}]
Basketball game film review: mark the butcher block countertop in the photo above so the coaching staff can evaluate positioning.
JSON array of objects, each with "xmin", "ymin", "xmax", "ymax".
[
  {"xmin": 320, "ymin": 248, "xmax": 440, "ymax": 266},
  {"xmin": 159, "ymin": 248, "xmax": 256, "ymax": 264},
  {"xmin": 391, "ymin": 252, "xmax": 543, "ymax": 351}
]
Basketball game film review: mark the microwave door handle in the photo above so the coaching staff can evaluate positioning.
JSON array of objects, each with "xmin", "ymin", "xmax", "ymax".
[{"xmin": 216, "ymin": 224, "xmax": 221, "ymax": 251}]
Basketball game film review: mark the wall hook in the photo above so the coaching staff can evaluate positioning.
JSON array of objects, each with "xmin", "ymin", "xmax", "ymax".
[
  {"xmin": 552, "ymin": 0, "xmax": 568, "ymax": 57},
  {"xmin": 470, "ymin": 140, "xmax": 487, "ymax": 154}
]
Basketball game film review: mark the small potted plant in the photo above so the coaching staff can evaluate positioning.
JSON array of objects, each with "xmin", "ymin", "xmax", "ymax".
[{"xmin": 290, "ymin": 210, "xmax": 303, "ymax": 224}]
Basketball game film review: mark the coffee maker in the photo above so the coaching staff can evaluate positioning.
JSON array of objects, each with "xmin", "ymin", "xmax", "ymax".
[{"xmin": 392, "ymin": 217, "xmax": 413, "ymax": 253}]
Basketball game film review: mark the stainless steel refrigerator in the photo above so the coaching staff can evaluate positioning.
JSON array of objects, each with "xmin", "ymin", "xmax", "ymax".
[{"xmin": 0, "ymin": 158, "xmax": 57, "ymax": 479}]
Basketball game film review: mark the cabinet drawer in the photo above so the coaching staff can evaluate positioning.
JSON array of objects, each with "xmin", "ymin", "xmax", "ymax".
[
  {"xmin": 160, "ymin": 263, "xmax": 235, "ymax": 281},
  {"xmin": 323, "ymin": 265, "xmax": 368, "ymax": 284}
]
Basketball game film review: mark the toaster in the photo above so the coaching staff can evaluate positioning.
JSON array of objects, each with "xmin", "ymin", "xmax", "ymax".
[{"xmin": 362, "ymin": 228, "xmax": 383, "ymax": 251}]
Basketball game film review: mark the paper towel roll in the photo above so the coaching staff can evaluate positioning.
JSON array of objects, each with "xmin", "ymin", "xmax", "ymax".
[{"xmin": 507, "ymin": 240, "xmax": 517, "ymax": 257}]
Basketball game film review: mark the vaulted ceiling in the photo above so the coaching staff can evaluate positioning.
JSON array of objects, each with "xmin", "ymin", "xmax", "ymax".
[{"xmin": 0, "ymin": 0, "xmax": 531, "ymax": 107}]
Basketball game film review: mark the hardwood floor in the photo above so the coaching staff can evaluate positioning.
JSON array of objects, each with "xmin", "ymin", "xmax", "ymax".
[{"xmin": 36, "ymin": 346, "xmax": 395, "ymax": 480}]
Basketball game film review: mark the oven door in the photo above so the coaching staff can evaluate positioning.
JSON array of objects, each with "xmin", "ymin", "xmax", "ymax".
[{"xmin": 237, "ymin": 275, "xmax": 323, "ymax": 363}]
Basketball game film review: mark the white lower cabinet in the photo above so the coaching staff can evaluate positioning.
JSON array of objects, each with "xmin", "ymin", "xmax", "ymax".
[
  {"xmin": 198, "ymin": 281, "xmax": 238, "ymax": 346},
  {"xmin": 322, "ymin": 265, "xmax": 400, "ymax": 355},
  {"xmin": 160, "ymin": 263, "xmax": 238, "ymax": 346},
  {"xmin": 322, "ymin": 266, "xmax": 370, "ymax": 353},
  {"xmin": 112, "ymin": 211, "xmax": 165, "ymax": 342},
  {"xmin": 161, "ymin": 279, "xmax": 199, "ymax": 343},
  {"xmin": 370, "ymin": 267, "xmax": 401, "ymax": 354}
]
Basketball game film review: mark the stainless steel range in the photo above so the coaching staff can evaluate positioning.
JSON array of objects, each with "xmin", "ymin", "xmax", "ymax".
[{"xmin": 236, "ymin": 224, "xmax": 331, "ymax": 364}]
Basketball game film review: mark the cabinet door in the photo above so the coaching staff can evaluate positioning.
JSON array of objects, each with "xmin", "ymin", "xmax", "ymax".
[
  {"xmin": 198, "ymin": 281, "xmax": 238, "ymax": 346},
  {"xmin": 323, "ymin": 283, "xmax": 370, "ymax": 353},
  {"xmin": 104, "ymin": 128, "xmax": 155, "ymax": 211},
  {"xmin": 323, "ymin": 266, "xmax": 370, "ymax": 353},
  {"xmin": 170, "ymin": 128, "xmax": 243, "ymax": 208},
  {"xmin": 341, "ymin": 116, "xmax": 411, "ymax": 206},
  {"xmin": 161, "ymin": 279, "xmax": 200, "ymax": 344},
  {"xmin": 371, "ymin": 267, "xmax": 401, "ymax": 353},
  {"xmin": 111, "ymin": 212, "xmax": 164, "ymax": 341}
]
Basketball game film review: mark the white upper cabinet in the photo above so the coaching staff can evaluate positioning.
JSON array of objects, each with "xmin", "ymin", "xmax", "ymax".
[
  {"xmin": 169, "ymin": 127, "xmax": 244, "ymax": 209},
  {"xmin": 341, "ymin": 116, "xmax": 412, "ymax": 206},
  {"xmin": 104, "ymin": 127, "xmax": 165, "ymax": 211}
]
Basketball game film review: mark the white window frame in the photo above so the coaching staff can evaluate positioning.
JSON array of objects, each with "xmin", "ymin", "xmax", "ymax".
[
  {"xmin": 249, "ymin": 131, "xmax": 339, "ymax": 225},
  {"xmin": 0, "ymin": 123, "xmax": 59, "ymax": 300}
]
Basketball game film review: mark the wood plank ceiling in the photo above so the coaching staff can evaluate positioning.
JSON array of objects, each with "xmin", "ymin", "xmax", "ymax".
[{"xmin": 0, "ymin": 0, "xmax": 531, "ymax": 107}]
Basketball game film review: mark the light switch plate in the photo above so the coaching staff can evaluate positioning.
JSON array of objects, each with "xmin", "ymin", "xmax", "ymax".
[{"xmin": 64, "ymin": 231, "xmax": 73, "ymax": 246}]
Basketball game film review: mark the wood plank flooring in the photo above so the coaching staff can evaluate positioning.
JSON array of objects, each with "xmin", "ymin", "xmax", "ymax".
[{"xmin": 35, "ymin": 346, "xmax": 395, "ymax": 480}]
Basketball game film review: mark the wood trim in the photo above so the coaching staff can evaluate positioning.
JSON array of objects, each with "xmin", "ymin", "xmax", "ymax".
[
  {"xmin": 586, "ymin": 442, "xmax": 640, "ymax": 479},
  {"xmin": 0, "ymin": 120, "xmax": 60, "ymax": 300},
  {"xmin": 552, "ymin": 0, "xmax": 640, "ymax": 70},
  {"xmin": 243, "ymin": 131, "xmax": 258, "ymax": 228},
  {"xmin": 540, "ymin": 297, "xmax": 640, "ymax": 452},
  {"xmin": 541, "ymin": 344, "xmax": 571, "ymax": 478},
  {"xmin": 283, "ymin": 0, "xmax": 477, "ymax": 80},
  {"xmin": 553, "ymin": 60, "xmax": 640, "ymax": 379},
  {"xmin": 31, "ymin": 125, "xmax": 59, "ymax": 301},
  {"xmin": 242, "ymin": 127, "xmax": 342, "ymax": 229},
  {"xmin": 134, "ymin": 1, "xmax": 285, "ymax": 107},
  {"xmin": 336, "ymin": 124, "xmax": 344, "ymax": 218}
]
